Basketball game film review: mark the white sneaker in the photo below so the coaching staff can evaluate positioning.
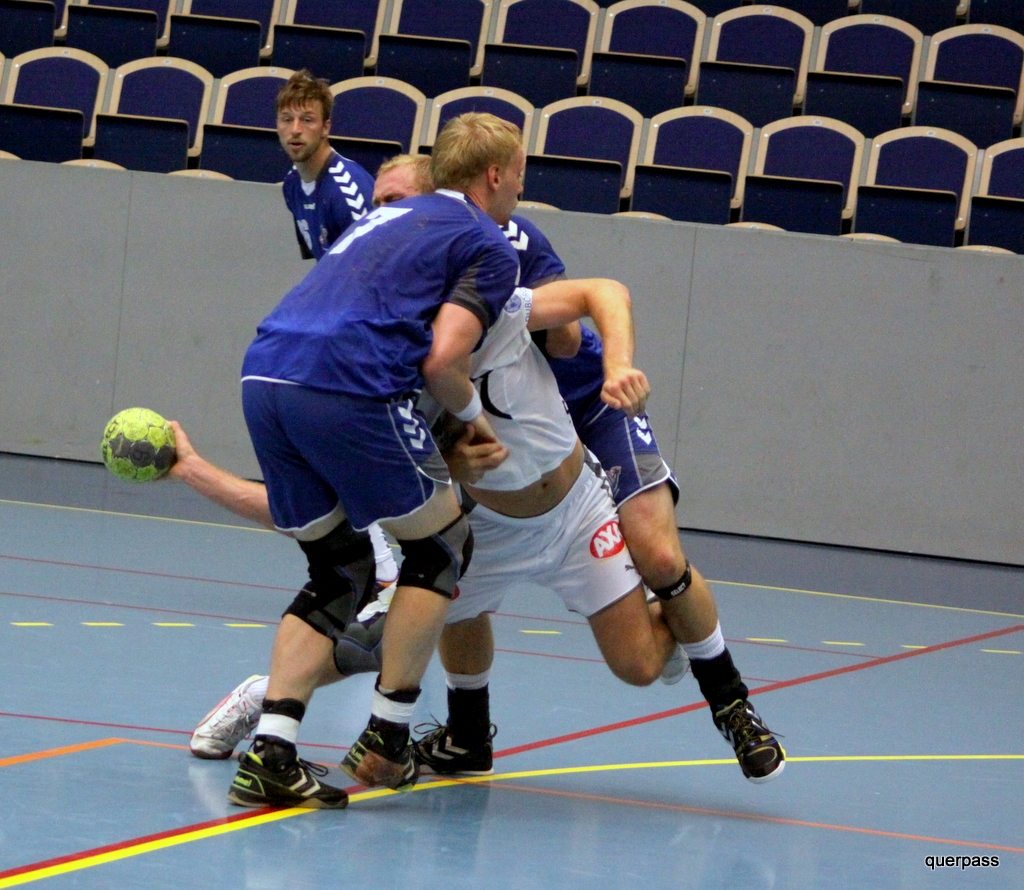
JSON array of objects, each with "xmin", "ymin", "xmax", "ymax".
[
  {"xmin": 660, "ymin": 644, "xmax": 690, "ymax": 686},
  {"xmin": 357, "ymin": 581, "xmax": 396, "ymax": 621},
  {"xmin": 190, "ymin": 674, "xmax": 267, "ymax": 759}
]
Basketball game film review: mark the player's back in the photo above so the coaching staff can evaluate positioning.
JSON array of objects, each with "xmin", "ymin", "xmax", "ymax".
[{"xmin": 242, "ymin": 193, "xmax": 519, "ymax": 399}]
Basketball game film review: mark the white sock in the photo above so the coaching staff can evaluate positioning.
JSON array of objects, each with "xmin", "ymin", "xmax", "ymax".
[
  {"xmin": 371, "ymin": 689, "xmax": 417, "ymax": 725},
  {"xmin": 681, "ymin": 622, "xmax": 726, "ymax": 662},
  {"xmin": 445, "ymin": 669, "xmax": 490, "ymax": 691},
  {"xmin": 255, "ymin": 713, "xmax": 300, "ymax": 744},
  {"xmin": 368, "ymin": 523, "xmax": 399, "ymax": 584}
]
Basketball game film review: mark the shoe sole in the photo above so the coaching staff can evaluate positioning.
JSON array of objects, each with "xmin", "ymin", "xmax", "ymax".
[
  {"xmin": 417, "ymin": 762, "xmax": 493, "ymax": 777},
  {"xmin": 190, "ymin": 744, "xmax": 234, "ymax": 760},
  {"xmin": 745, "ymin": 749, "xmax": 786, "ymax": 784},
  {"xmin": 227, "ymin": 788, "xmax": 349, "ymax": 809},
  {"xmin": 340, "ymin": 750, "xmax": 418, "ymax": 792}
]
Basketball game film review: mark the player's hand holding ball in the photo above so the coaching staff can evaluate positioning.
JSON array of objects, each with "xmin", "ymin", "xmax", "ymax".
[{"xmin": 101, "ymin": 408, "xmax": 177, "ymax": 482}]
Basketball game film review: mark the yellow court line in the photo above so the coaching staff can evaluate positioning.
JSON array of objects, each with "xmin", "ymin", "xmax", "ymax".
[
  {"xmin": 709, "ymin": 578, "xmax": 1024, "ymax": 620},
  {"xmin": 82, "ymin": 623, "xmax": 123, "ymax": 627},
  {"xmin": 9, "ymin": 623, "xmax": 51, "ymax": 627},
  {"xmin": 981, "ymin": 649, "xmax": 1022, "ymax": 655},
  {"xmin": 152, "ymin": 623, "xmax": 193, "ymax": 627},
  {"xmin": 822, "ymin": 641, "xmax": 865, "ymax": 647},
  {"xmin": 2, "ymin": 753, "xmax": 1022, "ymax": 886},
  {"xmin": 224, "ymin": 623, "xmax": 267, "ymax": 628},
  {"xmin": 747, "ymin": 638, "xmax": 788, "ymax": 643},
  {"xmin": 520, "ymin": 630, "xmax": 562, "ymax": 635}
]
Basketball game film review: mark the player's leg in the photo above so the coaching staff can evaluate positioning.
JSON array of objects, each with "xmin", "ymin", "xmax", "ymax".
[{"xmin": 587, "ymin": 584, "xmax": 677, "ymax": 685}]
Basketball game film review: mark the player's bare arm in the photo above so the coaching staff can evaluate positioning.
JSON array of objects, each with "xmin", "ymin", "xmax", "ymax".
[{"xmin": 528, "ymin": 278, "xmax": 650, "ymax": 417}]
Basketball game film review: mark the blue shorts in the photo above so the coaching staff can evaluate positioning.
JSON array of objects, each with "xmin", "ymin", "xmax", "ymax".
[
  {"xmin": 241, "ymin": 379, "xmax": 450, "ymax": 532},
  {"xmin": 571, "ymin": 400, "xmax": 678, "ymax": 507}
]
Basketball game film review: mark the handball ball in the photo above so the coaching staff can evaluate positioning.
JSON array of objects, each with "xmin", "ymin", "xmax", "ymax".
[{"xmin": 101, "ymin": 408, "xmax": 177, "ymax": 482}]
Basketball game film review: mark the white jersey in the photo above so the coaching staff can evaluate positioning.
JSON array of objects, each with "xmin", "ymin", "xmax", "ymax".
[{"xmin": 465, "ymin": 288, "xmax": 578, "ymax": 491}]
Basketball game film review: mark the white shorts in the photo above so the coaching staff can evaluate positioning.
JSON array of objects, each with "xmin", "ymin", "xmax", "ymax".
[{"xmin": 448, "ymin": 461, "xmax": 642, "ymax": 623}]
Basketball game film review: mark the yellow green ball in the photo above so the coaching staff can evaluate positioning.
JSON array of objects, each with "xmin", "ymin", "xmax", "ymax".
[{"xmin": 101, "ymin": 408, "xmax": 177, "ymax": 482}]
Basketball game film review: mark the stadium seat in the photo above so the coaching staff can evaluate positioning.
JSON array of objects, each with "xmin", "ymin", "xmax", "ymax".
[
  {"xmin": 859, "ymin": 0, "xmax": 959, "ymax": 36},
  {"xmin": 856, "ymin": 126, "xmax": 978, "ymax": 246},
  {"xmin": 523, "ymin": 154, "xmax": 622, "ymax": 213},
  {"xmin": 329, "ymin": 76, "xmax": 426, "ymax": 154},
  {"xmin": 767, "ymin": 0, "xmax": 849, "ymax": 27},
  {"xmin": 0, "ymin": 149, "xmax": 20, "ymax": 160},
  {"xmin": 534, "ymin": 95, "xmax": 642, "ymax": 199},
  {"xmin": 3, "ymin": 47, "xmax": 108, "ymax": 145},
  {"xmin": 840, "ymin": 231, "xmax": 900, "ymax": 241},
  {"xmin": 966, "ymin": 136, "xmax": 1024, "ymax": 253},
  {"xmin": 168, "ymin": 14, "xmax": 262, "ymax": 78},
  {"xmin": 385, "ymin": 0, "xmax": 493, "ymax": 78},
  {"xmin": 212, "ymin": 66, "xmax": 293, "ymax": 129},
  {"xmin": 700, "ymin": 5, "xmax": 814, "ymax": 127},
  {"xmin": 108, "ymin": 56, "xmax": 214, "ymax": 156},
  {"xmin": 271, "ymin": 24, "xmax": 366, "ymax": 85},
  {"xmin": 375, "ymin": 34, "xmax": 473, "ymax": 97},
  {"xmin": 65, "ymin": 4, "xmax": 159, "ymax": 70},
  {"xmin": 923, "ymin": 25, "xmax": 1024, "ymax": 129},
  {"xmin": 599, "ymin": 0, "xmax": 707, "ymax": 100},
  {"xmin": 632, "ymin": 104, "xmax": 752, "ymax": 224},
  {"xmin": 199, "ymin": 123, "xmax": 290, "ymax": 181},
  {"xmin": 588, "ymin": 53, "xmax": 688, "ymax": 120},
  {"xmin": 518, "ymin": 200, "xmax": 560, "ymax": 210},
  {"xmin": 969, "ymin": 0, "xmax": 1024, "ymax": 36},
  {"xmin": 168, "ymin": 167, "xmax": 233, "ymax": 179},
  {"xmin": 742, "ymin": 115, "xmax": 865, "ymax": 234},
  {"xmin": 62, "ymin": 157, "xmax": 127, "ymax": 169},
  {"xmin": 0, "ymin": 102, "xmax": 83, "ymax": 162},
  {"xmin": 481, "ymin": 43, "xmax": 578, "ymax": 109},
  {"xmin": 328, "ymin": 136, "xmax": 403, "ymax": 177},
  {"xmin": 182, "ymin": 0, "xmax": 281, "ymax": 58},
  {"xmin": 79, "ymin": 0, "xmax": 174, "ymax": 49},
  {"xmin": 614, "ymin": 210, "xmax": 671, "ymax": 220},
  {"xmin": 424, "ymin": 85, "xmax": 535, "ymax": 147},
  {"xmin": 283, "ymin": 0, "xmax": 386, "ymax": 65},
  {"xmin": 493, "ymin": 0, "xmax": 600, "ymax": 87},
  {"xmin": 0, "ymin": 0, "xmax": 56, "ymax": 58},
  {"xmin": 808, "ymin": 15, "xmax": 923, "ymax": 136},
  {"xmin": 92, "ymin": 112, "xmax": 190, "ymax": 173}
]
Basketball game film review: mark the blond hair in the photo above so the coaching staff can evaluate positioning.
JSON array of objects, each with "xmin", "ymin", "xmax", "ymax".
[
  {"xmin": 431, "ymin": 113, "xmax": 522, "ymax": 191},
  {"xmin": 377, "ymin": 153, "xmax": 434, "ymax": 192},
  {"xmin": 275, "ymin": 69, "xmax": 333, "ymax": 122}
]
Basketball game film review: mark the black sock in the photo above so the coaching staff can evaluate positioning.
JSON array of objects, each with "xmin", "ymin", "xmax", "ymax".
[
  {"xmin": 688, "ymin": 648, "xmax": 749, "ymax": 714},
  {"xmin": 447, "ymin": 685, "xmax": 491, "ymax": 746}
]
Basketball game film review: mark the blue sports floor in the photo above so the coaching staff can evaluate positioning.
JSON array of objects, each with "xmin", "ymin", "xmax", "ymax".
[{"xmin": 1, "ymin": 453, "xmax": 1022, "ymax": 889}]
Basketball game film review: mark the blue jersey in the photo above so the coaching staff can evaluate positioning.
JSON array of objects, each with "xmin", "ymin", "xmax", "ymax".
[
  {"xmin": 504, "ymin": 215, "xmax": 605, "ymax": 413},
  {"xmin": 243, "ymin": 192, "xmax": 521, "ymax": 399},
  {"xmin": 282, "ymin": 150, "xmax": 375, "ymax": 260}
]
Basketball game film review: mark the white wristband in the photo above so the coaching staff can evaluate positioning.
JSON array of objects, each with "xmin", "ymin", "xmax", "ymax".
[{"xmin": 453, "ymin": 389, "xmax": 483, "ymax": 422}]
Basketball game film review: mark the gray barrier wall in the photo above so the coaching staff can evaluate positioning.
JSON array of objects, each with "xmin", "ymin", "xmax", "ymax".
[{"xmin": 1, "ymin": 160, "xmax": 1021, "ymax": 564}]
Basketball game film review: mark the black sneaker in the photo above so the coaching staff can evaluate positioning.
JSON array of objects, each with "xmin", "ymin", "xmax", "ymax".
[
  {"xmin": 713, "ymin": 699, "xmax": 785, "ymax": 784},
  {"xmin": 340, "ymin": 728, "xmax": 419, "ymax": 792},
  {"xmin": 413, "ymin": 722, "xmax": 496, "ymax": 776},
  {"xmin": 228, "ymin": 750, "xmax": 349, "ymax": 808}
]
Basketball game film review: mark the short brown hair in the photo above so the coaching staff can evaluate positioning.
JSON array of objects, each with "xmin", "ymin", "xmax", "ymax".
[
  {"xmin": 275, "ymin": 69, "xmax": 332, "ymax": 122},
  {"xmin": 431, "ymin": 113, "xmax": 522, "ymax": 191},
  {"xmin": 377, "ymin": 154, "xmax": 434, "ymax": 193}
]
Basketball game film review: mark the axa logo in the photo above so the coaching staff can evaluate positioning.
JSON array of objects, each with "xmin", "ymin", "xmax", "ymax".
[{"xmin": 590, "ymin": 520, "xmax": 625, "ymax": 559}]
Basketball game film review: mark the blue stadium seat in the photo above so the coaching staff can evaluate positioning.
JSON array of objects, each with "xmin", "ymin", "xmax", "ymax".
[
  {"xmin": 969, "ymin": 0, "xmax": 1024, "ymax": 36},
  {"xmin": 168, "ymin": 14, "xmax": 262, "ymax": 79},
  {"xmin": 271, "ymin": 24, "xmax": 367, "ymax": 84},
  {"xmin": 0, "ymin": 102, "xmax": 83, "ymax": 162},
  {"xmin": 859, "ymin": 0, "xmax": 959, "ymax": 36},
  {"xmin": 481, "ymin": 43, "xmax": 578, "ymax": 109},
  {"xmin": 967, "ymin": 135, "xmax": 1024, "ymax": 252},
  {"xmin": 84, "ymin": 0, "xmax": 174, "ymax": 48},
  {"xmin": 199, "ymin": 123, "xmax": 291, "ymax": 181},
  {"xmin": 743, "ymin": 115, "xmax": 866, "ymax": 235},
  {"xmin": 0, "ymin": 0, "xmax": 56, "ymax": 58},
  {"xmin": 643, "ymin": 105, "xmax": 754, "ymax": 211},
  {"xmin": 329, "ymin": 76, "xmax": 427, "ymax": 154},
  {"xmin": 523, "ymin": 154, "xmax": 622, "ymax": 213},
  {"xmin": 856, "ymin": 126, "xmax": 978, "ymax": 245},
  {"xmin": 375, "ymin": 34, "xmax": 473, "ymax": 97},
  {"xmin": 424, "ymin": 85, "xmax": 535, "ymax": 147},
  {"xmin": 534, "ymin": 95, "xmax": 642, "ymax": 198},
  {"xmin": 213, "ymin": 66, "xmax": 293, "ymax": 129},
  {"xmin": 109, "ymin": 56, "xmax": 214, "ymax": 156},
  {"xmin": 65, "ymin": 4, "xmax": 158, "ymax": 70},
  {"xmin": 386, "ymin": 0, "xmax": 493, "ymax": 78},
  {"xmin": 92, "ymin": 112, "xmax": 190, "ymax": 172},
  {"xmin": 915, "ymin": 81, "xmax": 1016, "ymax": 149},
  {"xmin": 631, "ymin": 164, "xmax": 733, "ymax": 224},
  {"xmin": 328, "ymin": 135, "xmax": 403, "ymax": 177},
  {"xmin": 183, "ymin": 0, "xmax": 281, "ymax": 58},
  {"xmin": 494, "ymin": 0, "xmax": 600, "ymax": 87},
  {"xmin": 3, "ymin": 47, "xmax": 108, "ymax": 145},
  {"xmin": 769, "ymin": 0, "xmax": 849, "ymax": 27},
  {"xmin": 599, "ymin": 0, "xmax": 707, "ymax": 101},
  {"xmin": 284, "ymin": 0, "xmax": 386, "ymax": 65},
  {"xmin": 588, "ymin": 52, "xmax": 688, "ymax": 119},
  {"xmin": 979, "ymin": 136, "xmax": 1024, "ymax": 199}
]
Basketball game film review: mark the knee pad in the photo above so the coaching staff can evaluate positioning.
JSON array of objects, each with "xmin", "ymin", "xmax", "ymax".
[
  {"xmin": 285, "ymin": 521, "xmax": 376, "ymax": 639},
  {"xmin": 397, "ymin": 514, "xmax": 474, "ymax": 599},
  {"xmin": 333, "ymin": 612, "xmax": 385, "ymax": 677},
  {"xmin": 652, "ymin": 560, "xmax": 692, "ymax": 601}
]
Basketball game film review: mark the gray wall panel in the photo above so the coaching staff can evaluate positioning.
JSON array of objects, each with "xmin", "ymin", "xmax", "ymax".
[
  {"xmin": 114, "ymin": 172, "xmax": 309, "ymax": 477},
  {"xmin": 0, "ymin": 162, "xmax": 129, "ymax": 458},
  {"xmin": 677, "ymin": 227, "xmax": 1024, "ymax": 563}
]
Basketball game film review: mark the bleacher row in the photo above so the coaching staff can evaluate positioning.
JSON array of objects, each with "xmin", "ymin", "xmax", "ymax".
[{"xmin": 1, "ymin": 0, "xmax": 1023, "ymax": 251}]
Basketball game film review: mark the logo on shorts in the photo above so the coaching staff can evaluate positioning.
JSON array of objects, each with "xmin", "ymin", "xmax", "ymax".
[
  {"xmin": 590, "ymin": 520, "xmax": 625, "ymax": 559},
  {"xmin": 633, "ymin": 416, "xmax": 653, "ymax": 445}
]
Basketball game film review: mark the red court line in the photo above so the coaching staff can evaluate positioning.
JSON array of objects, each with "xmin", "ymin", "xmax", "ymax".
[
  {"xmin": 0, "ymin": 808, "xmax": 280, "ymax": 883},
  {"xmin": 494, "ymin": 623, "xmax": 1024, "ymax": 760},
  {"xmin": 0, "ymin": 589, "xmax": 281, "ymax": 625},
  {"xmin": 0, "ymin": 553, "xmax": 293, "ymax": 593}
]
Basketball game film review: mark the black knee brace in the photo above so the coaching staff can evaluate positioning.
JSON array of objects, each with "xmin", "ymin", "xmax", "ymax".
[
  {"xmin": 284, "ymin": 521, "xmax": 376, "ymax": 639},
  {"xmin": 652, "ymin": 560, "xmax": 693, "ymax": 601},
  {"xmin": 396, "ymin": 513, "xmax": 474, "ymax": 598},
  {"xmin": 333, "ymin": 612, "xmax": 385, "ymax": 677}
]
